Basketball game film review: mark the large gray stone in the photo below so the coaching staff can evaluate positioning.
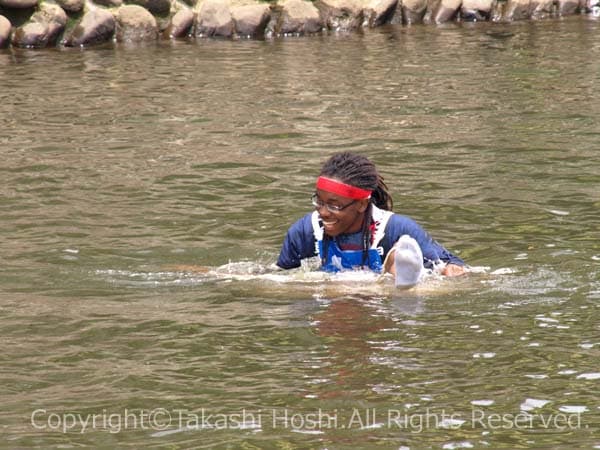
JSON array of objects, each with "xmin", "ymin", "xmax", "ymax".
[
  {"xmin": 11, "ymin": 2, "xmax": 67, "ymax": 47},
  {"xmin": 503, "ymin": 0, "xmax": 532, "ymax": 20},
  {"xmin": 425, "ymin": 0, "xmax": 461, "ymax": 22},
  {"xmin": 460, "ymin": 0, "xmax": 493, "ymax": 20},
  {"xmin": 530, "ymin": 0, "xmax": 555, "ymax": 18},
  {"xmin": 178, "ymin": 0, "xmax": 195, "ymax": 8},
  {"xmin": 0, "ymin": 15, "xmax": 11, "ymax": 47},
  {"xmin": 37, "ymin": 2, "xmax": 67, "ymax": 38},
  {"xmin": 115, "ymin": 4, "xmax": 158, "ymax": 41},
  {"xmin": 163, "ymin": 6, "xmax": 193, "ymax": 37},
  {"xmin": 195, "ymin": 0, "xmax": 234, "ymax": 37},
  {"xmin": 93, "ymin": 0, "xmax": 123, "ymax": 7},
  {"xmin": 0, "ymin": 0, "xmax": 37, "ymax": 8},
  {"xmin": 269, "ymin": 0, "xmax": 323, "ymax": 35},
  {"xmin": 63, "ymin": 6, "xmax": 116, "ymax": 46},
  {"xmin": 315, "ymin": 0, "xmax": 364, "ymax": 31},
  {"xmin": 126, "ymin": 0, "xmax": 171, "ymax": 16},
  {"xmin": 55, "ymin": 0, "xmax": 84, "ymax": 12},
  {"xmin": 231, "ymin": 3, "xmax": 270, "ymax": 37},
  {"xmin": 12, "ymin": 20, "xmax": 49, "ymax": 46},
  {"xmin": 402, "ymin": 0, "xmax": 427, "ymax": 23},
  {"xmin": 556, "ymin": 0, "xmax": 581, "ymax": 14},
  {"xmin": 363, "ymin": 0, "xmax": 398, "ymax": 27}
]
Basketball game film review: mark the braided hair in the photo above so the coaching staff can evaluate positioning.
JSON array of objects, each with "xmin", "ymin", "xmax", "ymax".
[{"xmin": 318, "ymin": 152, "xmax": 393, "ymax": 268}]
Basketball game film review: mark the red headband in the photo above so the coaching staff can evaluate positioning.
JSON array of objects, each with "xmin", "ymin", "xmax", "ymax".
[{"xmin": 316, "ymin": 176, "xmax": 372, "ymax": 200}]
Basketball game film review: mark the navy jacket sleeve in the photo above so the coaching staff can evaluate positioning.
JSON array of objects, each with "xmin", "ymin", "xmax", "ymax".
[
  {"xmin": 276, "ymin": 213, "xmax": 318, "ymax": 269},
  {"xmin": 381, "ymin": 214, "xmax": 464, "ymax": 268}
]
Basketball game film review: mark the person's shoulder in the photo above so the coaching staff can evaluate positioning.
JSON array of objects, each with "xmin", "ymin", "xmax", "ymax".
[
  {"xmin": 384, "ymin": 212, "xmax": 430, "ymax": 241},
  {"xmin": 287, "ymin": 212, "xmax": 316, "ymax": 234},
  {"xmin": 386, "ymin": 212, "xmax": 420, "ymax": 228}
]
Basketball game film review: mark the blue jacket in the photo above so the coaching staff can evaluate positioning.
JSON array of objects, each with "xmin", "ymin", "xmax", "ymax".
[{"xmin": 277, "ymin": 208, "xmax": 464, "ymax": 272}]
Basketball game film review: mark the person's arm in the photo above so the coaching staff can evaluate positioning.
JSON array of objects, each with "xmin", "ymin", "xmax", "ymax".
[
  {"xmin": 276, "ymin": 214, "xmax": 317, "ymax": 269},
  {"xmin": 383, "ymin": 214, "xmax": 466, "ymax": 276}
]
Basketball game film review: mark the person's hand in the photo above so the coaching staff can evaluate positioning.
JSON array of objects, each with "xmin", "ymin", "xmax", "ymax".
[{"xmin": 441, "ymin": 263, "xmax": 466, "ymax": 277}]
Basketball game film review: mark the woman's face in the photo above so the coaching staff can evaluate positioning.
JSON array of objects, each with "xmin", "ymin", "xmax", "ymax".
[{"xmin": 314, "ymin": 188, "xmax": 369, "ymax": 237}]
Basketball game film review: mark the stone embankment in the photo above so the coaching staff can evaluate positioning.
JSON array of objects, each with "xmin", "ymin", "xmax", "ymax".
[{"xmin": 0, "ymin": 0, "xmax": 597, "ymax": 48}]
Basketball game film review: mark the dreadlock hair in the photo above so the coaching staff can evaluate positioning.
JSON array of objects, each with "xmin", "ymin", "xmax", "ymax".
[{"xmin": 318, "ymin": 152, "xmax": 393, "ymax": 269}]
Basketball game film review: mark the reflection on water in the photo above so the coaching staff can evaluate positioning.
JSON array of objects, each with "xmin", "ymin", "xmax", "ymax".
[{"xmin": 1, "ymin": 16, "xmax": 600, "ymax": 449}]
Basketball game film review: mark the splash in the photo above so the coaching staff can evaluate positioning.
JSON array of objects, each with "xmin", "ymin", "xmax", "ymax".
[{"xmin": 95, "ymin": 258, "xmax": 489, "ymax": 295}]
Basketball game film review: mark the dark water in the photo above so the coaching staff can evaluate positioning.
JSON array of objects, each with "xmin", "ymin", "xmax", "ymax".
[{"xmin": 1, "ymin": 16, "xmax": 599, "ymax": 449}]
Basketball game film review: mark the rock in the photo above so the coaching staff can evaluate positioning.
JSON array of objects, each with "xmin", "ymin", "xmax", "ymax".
[
  {"xmin": 364, "ymin": 0, "xmax": 399, "ymax": 27},
  {"xmin": 12, "ymin": 21, "xmax": 48, "ymax": 46},
  {"xmin": 56, "ymin": 0, "xmax": 84, "ymax": 12},
  {"xmin": 231, "ymin": 3, "xmax": 270, "ymax": 37},
  {"xmin": 0, "ymin": 15, "xmax": 12, "ymax": 47},
  {"xmin": 402, "ymin": 0, "xmax": 427, "ymax": 23},
  {"xmin": 195, "ymin": 0, "xmax": 234, "ymax": 38},
  {"xmin": 425, "ymin": 0, "xmax": 461, "ymax": 22},
  {"xmin": 115, "ymin": 4, "xmax": 158, "ymax": 41},
  {"xmin": 315, "ymin": 0, "xmax": 364, "ymax": 31},
  {"xmin": 63, "ymin": 6, "xmax": 116, "ymax": 46},
  {"xmin": 460, "ymin": 0, "xmax": 493, "ymax": 20},
  {"xmin": 557, "ymin": 0, "xmax": 580, "ymax": 14},
  {"xmin": 530, "ymin": 0, "xmax": 555, "ymax": 18},
  {"xmin": 267, "ymin": 0, "xmax": 323, "ymax": 35},
  {"xmin": 93, "ymin": 0, "xmax": 123, "ymax": 7},
  {"xmin": 503, "ymin": 0, "xmax": 532, "ymax": 20},
  {"xmin": 37, "ymin": 2, "xmax": 67, "ymax": 37},
  {"xmin": 126, "ymin": 0, "xmax": 171, "ymax": 16},
  {"xmin": 0, "ymin": 15, "xmax": 11, "ymax": 48},
  {"xmin": 163, "ymin": 6, "xmax": 193, "ymax": 37},
  {"xmin": 0, "ymin": 0, "xmax": 37, "ymax": 8},
  {"xmin": 11, "ymin": 2, "xmax": 67, "ymax": 47}
]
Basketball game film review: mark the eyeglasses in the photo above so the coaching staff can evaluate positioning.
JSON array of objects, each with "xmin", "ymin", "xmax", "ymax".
[{"xmin": 311, "ymin": 193, "xmax": 356, "ymax": 213}]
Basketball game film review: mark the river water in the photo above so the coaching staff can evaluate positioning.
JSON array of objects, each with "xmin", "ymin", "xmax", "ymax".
[{"xmin": 1, "ymin": 16, "xmax": 599, "ymax": 449}]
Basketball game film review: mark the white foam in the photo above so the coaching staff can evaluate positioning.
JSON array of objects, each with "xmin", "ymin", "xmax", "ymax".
[
  {"xmin": 548, "ymin": 209, "xmax": 570, "ymax": 216},
  {"xmin": 443, "ymin": 442, "xmax": 474, "ymax": 449},
  {"xmin": 535, "ymin": 316, "xmax": 559, "ymax": 323},
  {"xmin": 439, "ymin": 418, "xmax": 466, "ymax": 429},
  {"xmin": 291, "ymin": 428, "xmax": 324, "ymax": 435},
  {"xmin": 471, "ymin": 400, "xmax": 494, "ymax": 406},
  {"xmin": 520, "ymin": 398, "xmax": 550, "ymax": 411},
  {"xmin": 94, "ymin": 258, "xmax": 514, "ymax": 296},
  {"xmin": 576, "ymin": 373, "xmax": 600, "ymax": 380},
  {"xmin": 559, "ymin": 405, "xmax": 588, "ymax": 414}
]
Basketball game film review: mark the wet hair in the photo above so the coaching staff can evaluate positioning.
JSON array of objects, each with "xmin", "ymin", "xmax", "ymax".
[
  {"xmin": 319, "ymin": 152, "xmax": 393, "ymax": 211},
  {"xmin": 318, "ymin": 152, "xmax": 394, "ymax": 268}
]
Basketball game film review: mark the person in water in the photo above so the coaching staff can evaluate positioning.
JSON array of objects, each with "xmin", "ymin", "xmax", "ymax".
[{"xmin": 276, "ymin": 152, "xmax": 466, "ymax": 280}]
